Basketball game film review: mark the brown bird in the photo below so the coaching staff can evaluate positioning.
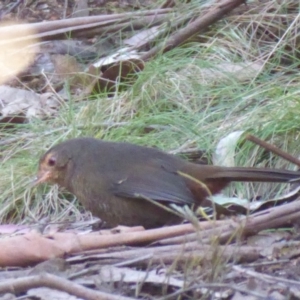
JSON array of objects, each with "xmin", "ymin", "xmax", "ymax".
[{"xmin": 35, "ymin": 137, "xmax": 300, "ymax": 228}]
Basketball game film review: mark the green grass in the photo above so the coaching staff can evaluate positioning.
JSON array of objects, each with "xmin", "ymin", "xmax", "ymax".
[{"xmin": 1, "ymin": 0, "xmax": 300, "ymax": 223}]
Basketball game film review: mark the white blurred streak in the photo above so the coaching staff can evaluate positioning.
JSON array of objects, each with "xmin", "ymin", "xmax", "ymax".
[{"xmin": 0, "ymin": 22, "xmax": 37, "ymax": 84}]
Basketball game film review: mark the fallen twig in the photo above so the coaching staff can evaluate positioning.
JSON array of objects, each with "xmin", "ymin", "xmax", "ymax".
[
  {"xmin": 141, "ymin": 0, "xmax": 246, "ymax": 61},
  {"xmin": 245, "ymin": 134, "xmax": 300, "ymax": 167},
  {"xmin": 0, "ymin": 273, "xmax": 134, "ymax": 300},
  {"xmin": 233, "ymin": 265, "xmax": 300, "ymax": 289}
]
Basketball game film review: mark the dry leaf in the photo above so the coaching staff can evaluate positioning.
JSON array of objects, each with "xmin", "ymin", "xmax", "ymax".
[
  {"xmin": 76, "ymin": 266, "xmax": 184, "ymax": 288},
  {"xmin": 124, "ymin": 26, "xmax": 161, "ymax": 48},
  {"xmin": 213, "ymin": 130, "xmax": 246, "ymax": 166},
  {"xmin": 0, "ymin": 86, "xmax": 61, "ymax": 122}
]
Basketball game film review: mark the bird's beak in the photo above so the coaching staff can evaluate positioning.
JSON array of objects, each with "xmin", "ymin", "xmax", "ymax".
[{"xmin": 31, "ymin": 170, "xmax": 51, "ymax": 187}]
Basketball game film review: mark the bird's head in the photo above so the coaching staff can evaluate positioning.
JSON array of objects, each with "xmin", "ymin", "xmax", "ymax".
[{"xmin": 34, "ymin": 146, "xmax": 72, "ymax": 187}]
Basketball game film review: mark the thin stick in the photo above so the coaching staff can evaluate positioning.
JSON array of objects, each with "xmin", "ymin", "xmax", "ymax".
[
  {"xmin": 141, "ymin": 0, "xmax": 246, "ymax": 61},
  {"xmin": 0, "ymin": 273, "xmax": 134, "ymax": 300},
  {"xmin": 245, "ymin": 134, "xmax": 300, "ymax": 167}
]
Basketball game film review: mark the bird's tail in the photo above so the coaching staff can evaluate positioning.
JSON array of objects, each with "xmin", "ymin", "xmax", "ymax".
[{"xmin": 206, "ymin": 167, "xmax": 300, "ymax": 182}]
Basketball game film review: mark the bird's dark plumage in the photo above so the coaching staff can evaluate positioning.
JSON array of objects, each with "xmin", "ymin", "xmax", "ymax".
[{"xmin": 35, "ymin": 137, "xmax": 300, "ymax": 228}]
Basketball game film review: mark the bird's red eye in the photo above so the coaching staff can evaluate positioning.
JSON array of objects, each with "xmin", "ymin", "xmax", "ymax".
[{"xmin": 47, "ymin": 157, "xmax": 56, "ymax": 166}]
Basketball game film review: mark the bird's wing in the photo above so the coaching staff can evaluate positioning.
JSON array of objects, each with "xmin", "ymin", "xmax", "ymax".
[{"xmin": 111, "ymin": 163, "xmax": 195, "ymax": 205}]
